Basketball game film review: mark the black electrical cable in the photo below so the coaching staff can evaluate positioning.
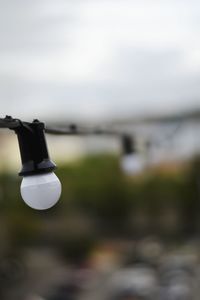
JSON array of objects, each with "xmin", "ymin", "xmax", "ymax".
[
  {"xmin": 0, "ymin": 116, "xmax": 120, "ymax": 136},
  {"xmin": 0, "ymin": 116, "xmax": 21, "ymax": 129},
  {"xmin": 45, "ymin": 125, "xmax": 118, "ymax": 136},
  {"xmin": 0, "ymin": 115, "xmax": 186, "ymax": 145}
]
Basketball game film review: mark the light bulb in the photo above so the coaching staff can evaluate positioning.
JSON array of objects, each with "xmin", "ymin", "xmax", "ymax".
[
  {"xmin": 20, "ymin": 172, "xmax": 62, "ymax": 210},
  {"xmin": 121, "ymin": 153, "xmax": 145, "ymax": 175}
]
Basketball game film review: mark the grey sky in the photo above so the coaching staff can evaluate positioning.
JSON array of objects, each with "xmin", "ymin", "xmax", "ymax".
[{"xmin": 0, "ymin": 0, "xmax": 200, "ymax": 121}]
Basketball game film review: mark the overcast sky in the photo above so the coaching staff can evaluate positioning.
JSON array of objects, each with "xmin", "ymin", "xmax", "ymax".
[{"xmin": 0, "ymin": 0, "xmax": 200, "ymax": 122}]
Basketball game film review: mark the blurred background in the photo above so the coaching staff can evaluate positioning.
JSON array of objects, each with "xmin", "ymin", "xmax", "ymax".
[{"xmin": 0, "ymin": 0, "xmax": 200, "ymax": 299}]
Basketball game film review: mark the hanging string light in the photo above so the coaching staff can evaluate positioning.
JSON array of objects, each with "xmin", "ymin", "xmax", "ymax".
[
  {"xmin": 120, "ymin": 134, "xmax": 145, "ymax": 175},
  {"xmin": 0, "ymin": 116, "xmax": 149, "ymax": 209},
  {"xmin": 12, "ymin": 119, "xmax": 61, "ymax": 210},
  {"xmin": 0, "ymin": 116, "xmax": 61, "ymax": 210}
]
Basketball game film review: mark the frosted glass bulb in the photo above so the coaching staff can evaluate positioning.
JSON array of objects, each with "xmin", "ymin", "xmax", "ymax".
[
  {"xmin": 20, "ymin": 172, "xmax": 62, "ymax": 210},
  {"xmin": 121, "ymin": 154, "xmax": 145, "ymax": 175}
]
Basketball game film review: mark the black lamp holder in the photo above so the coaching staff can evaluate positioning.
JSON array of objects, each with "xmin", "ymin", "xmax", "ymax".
[
  {"xmin": 122, "ymin": 134, "xmax": 136, "ymax": 155},
  {"xmin": 6, "ymin": 117, "xmax": 56, "ymax": 176}
]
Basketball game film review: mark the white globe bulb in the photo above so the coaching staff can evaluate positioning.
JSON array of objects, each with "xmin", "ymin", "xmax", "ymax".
[
  {"xmin": 20, "ymin": 172, "xmax": 62, "ymax": 210},
  {"xmin": 121, "ymin": 153, "xmax": 145, "ymax": 175}
]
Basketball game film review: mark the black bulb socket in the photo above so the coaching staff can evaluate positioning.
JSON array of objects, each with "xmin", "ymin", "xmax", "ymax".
[
  {"xmin": 122, "ymin": 134, "xmax": 135, "ymax": 155},
  {"xmin": 13, "ymin": 120, "xmax": 56, "ymax": 176}
]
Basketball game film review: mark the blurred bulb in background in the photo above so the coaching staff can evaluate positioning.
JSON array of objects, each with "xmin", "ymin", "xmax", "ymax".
[
  {"xmin": 121, "ymin": 134, "xmax": 145, "ymax": 175},
  {"xmin": 121, "ymin": 153, "xmax": 145, "ymax": 175}
]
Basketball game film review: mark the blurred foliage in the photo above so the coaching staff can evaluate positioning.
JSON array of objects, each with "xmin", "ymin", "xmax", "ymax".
[{"xmin": 0, "ymin": 154, "xmax": 199, "ymax": 263}]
